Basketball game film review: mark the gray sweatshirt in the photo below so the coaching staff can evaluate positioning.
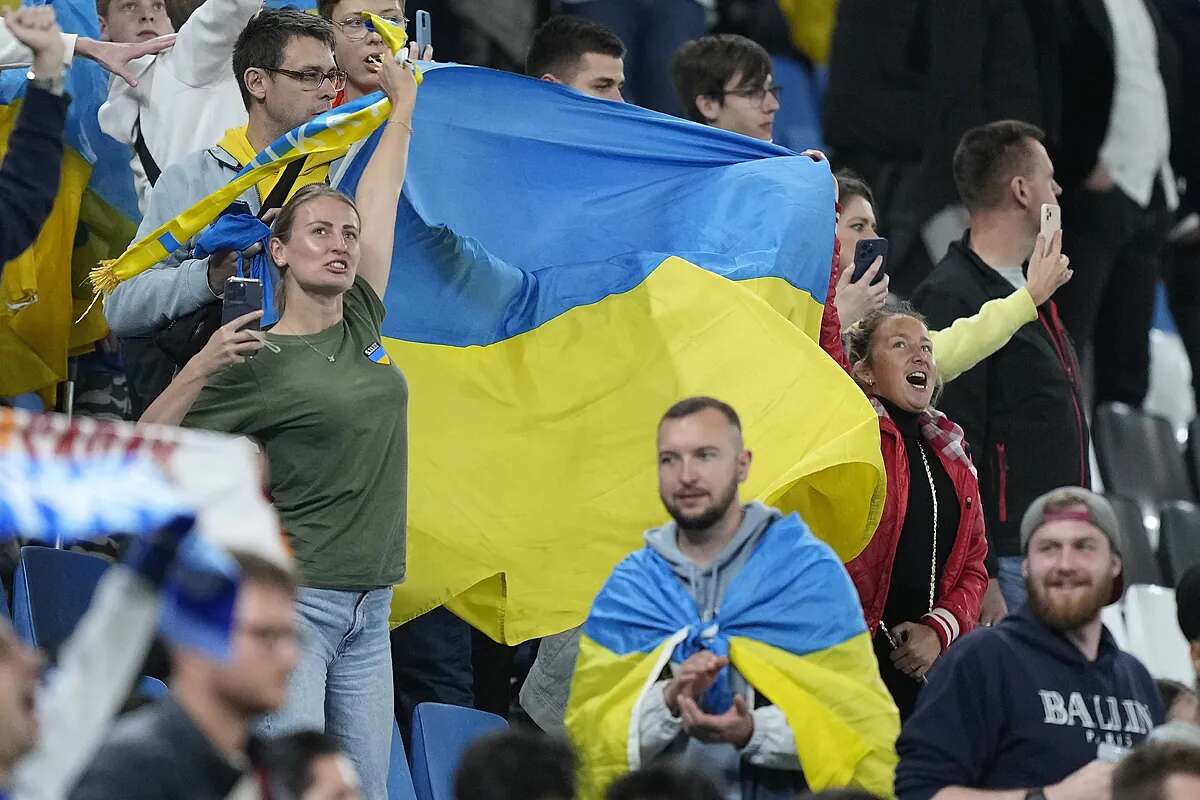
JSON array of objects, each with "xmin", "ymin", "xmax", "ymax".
[
  {"xmin": 637, "ymin": 502, "xmax": 803, "ymax": 797},
  {"xmin": 519, "ymin": 503, "xmax": 803, "ymax": 798}
]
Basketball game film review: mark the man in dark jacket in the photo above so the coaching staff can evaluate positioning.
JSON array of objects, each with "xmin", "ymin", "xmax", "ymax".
[
  {"xmin": 1022, "ymin": 0, "xmax": 1180, "ymax": 409},
  {"xmin": 895, "ymin": 487, "xmax": 1164, "ymax": 800},
  {"xmin": 69, "ymin": 553, "xmax": 299, "ymax": 800},
  {"xmin": 822, "ymin": 0, "xmax": 1041, "ymax": 296},
  {"xmin": 0, "ymin": 6, "xmax": 70, "ymax": 272},
  {"xmin": 912, "ymin": 120, "xmax": 1087, "ymax": 616}
]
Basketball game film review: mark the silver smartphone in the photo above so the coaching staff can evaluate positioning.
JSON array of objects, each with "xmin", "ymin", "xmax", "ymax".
[{"xmin": 416, "ymin": 10, "xmax": 431, "ymax": 55}]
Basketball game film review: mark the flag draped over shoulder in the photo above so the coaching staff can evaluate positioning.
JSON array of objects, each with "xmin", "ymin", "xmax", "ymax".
[
  {"xmin": 331, "ymin": 65, "xmax": 886, "ymax": 643},
  {"xmin": 565, "ymin": 514, "xmax": 899, "ymax": 799},
  {"xmin": 0, "ymin": 0, "xmax": 137, "ymax": 399}
]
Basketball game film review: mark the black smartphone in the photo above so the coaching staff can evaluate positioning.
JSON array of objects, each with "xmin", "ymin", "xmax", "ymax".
[
  {"xmin": 416, "ymin": 10, "xmax": 431, "ymax": 55},
  {"xmin": 851, "ymin": 237, "xmax": 889, "ymax": 285},
  {"xmin": 221, "ymin": 277, "xmax": 263, "ymax": 329}
]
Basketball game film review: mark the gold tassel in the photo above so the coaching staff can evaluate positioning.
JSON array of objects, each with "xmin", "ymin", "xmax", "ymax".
[{"xmin": 89, "ymin": 260, "xmax": 119, "ymax": 294}]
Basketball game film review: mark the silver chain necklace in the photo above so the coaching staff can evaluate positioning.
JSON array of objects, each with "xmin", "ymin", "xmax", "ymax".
[
  {"xmin": 879, "ymin": 440, "xmax": 939, "ymax": 684},
  {"xmin": 295, "ymin": 333, "xmax": 336, "ymax": 363}
]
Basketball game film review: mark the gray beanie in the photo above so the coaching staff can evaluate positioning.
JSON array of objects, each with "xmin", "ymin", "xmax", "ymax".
[{"xmin": 1020, "ymin": 487, "xmax": 1123, "ymax": 557}]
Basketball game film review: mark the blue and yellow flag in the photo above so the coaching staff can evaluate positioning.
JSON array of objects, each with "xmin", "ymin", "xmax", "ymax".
[
  {"xmin": 331, "ymin": 65, "xmax": 885, "ymax": 642},
  {"xmin": 565, "ymin": 514, "xmax": 899, "ymax": 799},
  {"xmin": 0, "ymin": 0, "xmax": 138, "ymax": 399},
  {"xmin": 100, "ymin": 60, "xmax": 885, "ymax": 644}
]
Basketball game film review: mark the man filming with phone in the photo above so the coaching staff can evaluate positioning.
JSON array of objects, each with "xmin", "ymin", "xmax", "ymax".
[{"xmin": 912, "ymin": 120, "xmax": 1086, "ymax": 619}]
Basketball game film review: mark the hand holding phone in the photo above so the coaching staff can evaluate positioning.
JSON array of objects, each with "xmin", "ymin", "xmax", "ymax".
[
  {"xmin": 415, "ymin": 10, "xmax": 431, "ymax": 57},
  {"xmin": 1040, "ymin": 203, "xmax": 1061, "ymax": 243},
  {"xmin": 221, "ymin": 277, "xmax": 263, "ymax": 329},
  {"xmin": 851, "ymin": 238, "xmax": 889, "ymax": 285}
]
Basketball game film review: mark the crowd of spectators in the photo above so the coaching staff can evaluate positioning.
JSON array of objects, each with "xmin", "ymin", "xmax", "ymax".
[{"xmin": 2, "ymin": 0, "xmax": 1200, "ymax": 798}]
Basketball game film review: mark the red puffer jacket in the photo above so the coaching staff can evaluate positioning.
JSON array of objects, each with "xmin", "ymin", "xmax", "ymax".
[{"xmin": 845, "ymin": 403, "xmax": 990, "ymax": 652}]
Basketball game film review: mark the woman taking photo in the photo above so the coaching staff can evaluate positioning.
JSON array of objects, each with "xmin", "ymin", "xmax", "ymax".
[
  {"xmin": 843, "ymin": 302, "xmax": 988, "ymax": 719},
  {"xmin": 140, "ymin": 49, "xmax": 417, "ymax": 796}
]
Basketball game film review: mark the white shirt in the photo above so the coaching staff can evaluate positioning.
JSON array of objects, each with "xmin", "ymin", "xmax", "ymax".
[
  {"xmin": 1098, "ymin": 0, "xmax": 1177, "ymax": 209},
  {"xmin": 994, "ymin": 266, "xmax": 1026, "ymax": 292},
  {"xmin": 98, "ymin": 0, "xmax": 261, "ymax": 213}
]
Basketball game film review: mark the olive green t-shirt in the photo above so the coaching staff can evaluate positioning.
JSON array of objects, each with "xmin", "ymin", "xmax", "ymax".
[{"xmin": 184, "ymin": 276, "xmax": 408, "ymax": 590}]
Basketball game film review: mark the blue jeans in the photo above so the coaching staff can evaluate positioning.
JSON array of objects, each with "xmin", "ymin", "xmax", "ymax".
[
  {"xmin": 261, "ymin": 586, "xmax": 394, "ymax": 798},
  {"xmin": 997, "ymin": 556, "xmax": 1028, "ymax": 614},
  {"xmin": 563, "ymin": 0, "xmax": 707, "ymax": 115}
]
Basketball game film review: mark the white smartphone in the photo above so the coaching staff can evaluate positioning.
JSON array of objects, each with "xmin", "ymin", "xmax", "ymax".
[
  {"xmin": 416, "ymin": 10, "xmax": 431, "ymax": 55},
  {"xmin": 1040, "ymin": 203, "xmax": 1061, "ymax": 242}
]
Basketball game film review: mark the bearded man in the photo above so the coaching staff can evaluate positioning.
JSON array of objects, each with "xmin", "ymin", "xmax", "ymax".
[
  {"xmin": 562, "ymin": 396, "xmax": 898, "ymax": 800},
  {"xmin": 895, "ymin": 487, "xmax": 1165, "ymax": 800}
]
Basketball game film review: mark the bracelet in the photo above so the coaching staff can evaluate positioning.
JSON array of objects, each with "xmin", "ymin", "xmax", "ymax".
[{"xmin": 387, "ymin": 118, "xmax": 413, "ymax": 134}]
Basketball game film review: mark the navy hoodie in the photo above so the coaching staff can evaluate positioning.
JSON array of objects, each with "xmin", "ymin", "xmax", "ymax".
[{"xmin": 895, "ymin": 604, "xmax": 1163, "ymax": 800}]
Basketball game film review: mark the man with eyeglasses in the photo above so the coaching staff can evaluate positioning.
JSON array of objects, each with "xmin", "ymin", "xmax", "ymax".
[
  {"xmin": 105, "ymin": 8, "xmax": 344, "ymax": 417},
  {"xmin": 670, "ymin": 34, "xmax": 781, "ymax": 142},
  {"xmin": 70, "ymin": 553, "xmax": 301, "ymax": 800}
]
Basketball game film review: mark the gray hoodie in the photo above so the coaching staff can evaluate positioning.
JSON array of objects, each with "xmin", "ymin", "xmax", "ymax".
[
  {"xmin": 642, "ymin": 500, "xmax": 781, "ymax": 625},
  {"xmin": 519, "ymin": 502, "xmax": 804, "ymax": 799}
]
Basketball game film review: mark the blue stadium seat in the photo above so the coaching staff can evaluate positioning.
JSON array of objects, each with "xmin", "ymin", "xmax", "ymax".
[
  {"xmin": 11, "ymin": 546, "xmax": 109, "ymax": 650},
  {"xmin": 390, "ymin": 718, "xmax": 418, "ymax": 800},
  {"xmin": 409, "ymin": 703, "xmax": 507, "ymax": 800}
]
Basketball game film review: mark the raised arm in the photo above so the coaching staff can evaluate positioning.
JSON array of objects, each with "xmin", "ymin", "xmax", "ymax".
[
  {"xmin": 354, "ymin": 52, "xmax": 417, "ymax": 299},
  {"xmin": 928, "ymin": 231, "xmax": 1071, "ymax": 383}
]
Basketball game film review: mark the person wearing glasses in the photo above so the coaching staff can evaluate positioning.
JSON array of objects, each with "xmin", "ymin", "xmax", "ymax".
[
  {"xmin": 70, "ymin": 554, "xmax": 302, "ymax": 800},
  {"xmin": 317, "ymin": 0, "xmax": 427, "ymax": 107},
  {"xmin": 97, "ymin": 0, "xmax": 251, "ymax": 214},
  {"xmin": 104, "ymin": 9, "xmax": 344, "ymax": 415},
  {"xmin": 669, "ymin": 34, "xmax": 781, "ymax": 143}
]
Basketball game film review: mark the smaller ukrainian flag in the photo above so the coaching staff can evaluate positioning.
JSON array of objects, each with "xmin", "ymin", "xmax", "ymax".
[
  {"xmin": 565, "ymin": 514, "xmax": 900, "ymax": 799},
  {"xmin": 363, "ymin": 342, "xmax": 391, "ymax": 365}
]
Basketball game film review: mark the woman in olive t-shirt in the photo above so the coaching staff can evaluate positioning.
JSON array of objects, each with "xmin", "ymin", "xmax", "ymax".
[{"xmin": 141, "ymin": 53, "xmax": 417, "ymax": 796}]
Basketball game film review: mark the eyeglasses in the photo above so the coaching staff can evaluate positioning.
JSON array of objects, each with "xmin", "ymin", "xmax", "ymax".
[
  {"xmin": 714, "ymin": 84, "xmax": 784, "ymax": 107},
  {"xmin": 261, "ymin": 66, "xmax": 348, "ymax": 92},
  {"xmin": 333, "ymin": 15, "xmax": 408, "ymax": 41},
  {"xmin": 237, "ymin": 623, "xmax": 301, "ymax": 651}
]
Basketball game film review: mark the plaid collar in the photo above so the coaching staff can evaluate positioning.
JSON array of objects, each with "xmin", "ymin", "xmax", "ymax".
[{"xmin": 870, "ymin": 397, "xmax": 977, "ymax": 478}]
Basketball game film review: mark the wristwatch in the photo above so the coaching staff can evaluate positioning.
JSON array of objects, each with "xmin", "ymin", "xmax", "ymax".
[
  {"xmin": 26, "ymin": 67, "xmax": 65, "ymax": 96},
  {"xmin": 1024, "ymin": 790, "xmax": 1047, "ymax": 800}
]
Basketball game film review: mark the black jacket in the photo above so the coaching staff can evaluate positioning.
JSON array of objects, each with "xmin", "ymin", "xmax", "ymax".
[
  {"xmin": 0, "ymin": 86, "xmax": 68, "ymax": 270},
  {"xmin": 69, "ymin": 696, "xmax": 248, "ymax": 800},
  {"xmin": 1155, "ymin": 0, "xmax": 1200, "ymax": 213},
  {"xmin": 895, "ymin": 604, "xmax": 1163, "ymax": 800},
  {"xmin": 912, "ymin": 234, "xmax": 1090, "ymax": 563},
  {"xmin": 1023, "ymin": 0, "xmax": 1181, "ymax": 194}
]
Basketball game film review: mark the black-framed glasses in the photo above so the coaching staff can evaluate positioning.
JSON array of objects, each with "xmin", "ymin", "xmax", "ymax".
[
  {"xmin": 261, "ymin": 66, "xmax": 347, "ymax": 92},
  {"xmin": 713, "ymin": 84, "xmax": 784, "ymax": 107},
  {"xmin": 333, "ymin": 14, "xmax": 408, "ymax": 40}
]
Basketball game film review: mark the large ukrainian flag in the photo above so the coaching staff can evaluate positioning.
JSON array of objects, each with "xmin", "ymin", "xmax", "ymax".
[
  {"xmin": 97, "ymin": 59, "xmax": 885, "ymax": 644},
  {"xmin": 331, "ymin": 65, "xmax": 884, "ymax": 642},
  {"xmin": 0, "ymin": 0, "xmax": 138, "ymax": 400},
  {"xmin": 565, "ymin": 513, "xmax": 899, "ymax": 799}
]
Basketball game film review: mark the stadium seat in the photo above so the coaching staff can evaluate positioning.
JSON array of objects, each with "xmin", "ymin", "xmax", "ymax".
[
  {"xmin": 390, "ymin": 718, "xmax": 417, "ymax": 800},
  {"xmin": 1100, "ymin": 602, "xmax": 1128, "ymax": 651},
  {"xmin": 1159, "ymin": 500, "xmax": 1200, "ymax": 586},
  {"xmin": 409, "ymin": 703, "xmax": 507, "ymax": 800},
  {"xmin": 1122, "ymin": 585, "xmax": 1193, "ymax": 683},
  {"xmin": 11, "ymin": 546, "xmax": 109, "ymax": 650},
  {"xmin": 1106, "ymin": 495, "xmax": 1163, "ymax": 586},
  {"xmin": 1094, "ymin": 404, "xmax": 1194, "ymax": 535}
]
